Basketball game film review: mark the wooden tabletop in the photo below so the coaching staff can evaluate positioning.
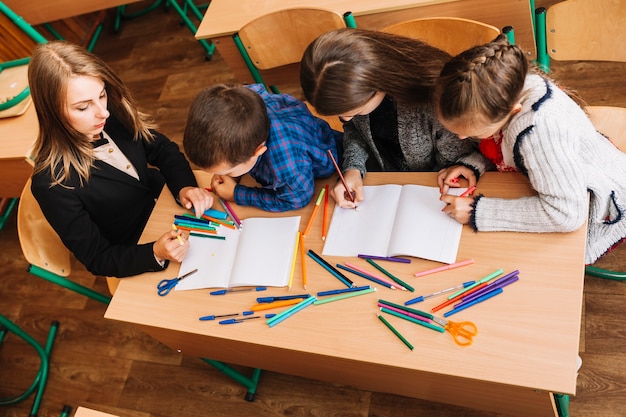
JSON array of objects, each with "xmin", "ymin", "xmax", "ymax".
[
  {"xmin": 105, "ymin": 171, "xmax": 585, "ymax": 416},
  {"xmin": 2, "ymin": 0, "xmax": 143, "ymax": 25}
]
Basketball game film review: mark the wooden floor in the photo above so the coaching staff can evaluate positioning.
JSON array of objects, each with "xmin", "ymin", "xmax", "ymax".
[{"xmin": 2, "ymin": 1, "xmax": 626, "ymax": 416}]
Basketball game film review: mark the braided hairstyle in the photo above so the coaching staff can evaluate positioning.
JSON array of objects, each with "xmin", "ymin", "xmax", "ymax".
[{"xmin": 434, "ymin": 34, "xmax": 528, "ymax": 127}]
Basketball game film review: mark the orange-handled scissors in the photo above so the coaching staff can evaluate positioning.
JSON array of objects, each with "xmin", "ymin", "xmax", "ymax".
[{"xmin": 431, "ymin": 316, "xmax": 477, "ymax": 346}]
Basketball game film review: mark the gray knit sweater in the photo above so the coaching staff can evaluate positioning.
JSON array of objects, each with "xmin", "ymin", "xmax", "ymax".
[
  {"xmin": 342, "ymin": 102, "xmax": 492, "ymax": 176},
  {"xmin": 471, "ymin": 74, "xmax": 626, "ymax": 264}
]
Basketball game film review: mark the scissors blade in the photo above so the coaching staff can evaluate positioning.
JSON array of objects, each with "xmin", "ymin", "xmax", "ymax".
[{"xmin": 431, "ymin": 316, "xmax": 447, "ymax": 327}]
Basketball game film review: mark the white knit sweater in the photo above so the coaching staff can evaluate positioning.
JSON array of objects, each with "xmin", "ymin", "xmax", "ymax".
[{"xmin": 472, "ymin": 74, "xmax": 626, "ymax": 264}]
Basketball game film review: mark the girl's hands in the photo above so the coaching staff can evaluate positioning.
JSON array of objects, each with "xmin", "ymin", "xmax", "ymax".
[
  {"xmin": 440, "ymin": 195, "xmax": 475, "ymax": 224},
  {"xmin": 153, "ymin": 229, "xmax": 189, "ymax": 263},
  {"xmin": 178, "ymin": 186, "xmax": 214, "ymax": 219},
  {"xmin": 330, "ymin": 169, "xmax": 364, "ymax": 209},
  {"xmin": 438, "ymin": 165, "xmax": 477, "ymax": 195}
]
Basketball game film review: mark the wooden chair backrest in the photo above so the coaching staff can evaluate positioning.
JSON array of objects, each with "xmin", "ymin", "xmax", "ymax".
[
  {"xmin": 546, "ymin": 0, "xmax": 626, "ymax": 63},
  {"xmin": 382, "ymin": 17, "xmax": 500, "ymax": 56},
  {"xmin": 587, "ymin": 106, "xmax": 626, "ymax": 152},
  {"xmin": 17, "ymin": 177, "xmax": 72, "ymax": 276},
  {"xmin": 237, "ymin": 8, "xmax": 346, "ymax": 70}
]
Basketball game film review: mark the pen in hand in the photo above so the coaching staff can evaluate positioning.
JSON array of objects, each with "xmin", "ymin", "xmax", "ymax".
[{"xmin": 327, "ymin": 150, "xmax": 356, "ymax": 205}]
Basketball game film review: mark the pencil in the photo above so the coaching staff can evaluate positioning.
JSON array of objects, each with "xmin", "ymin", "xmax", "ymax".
[
  {"xmin": 327, "ymin": 149, "xmax": 355, "ymax": 203},
  {"xmin": 266, "ymin": 296, "xmax": 317, "ymax": 328},
  {"xmin": 322, "ymin": 184, "xmax": 329, "ymax": 241},
  {"xmin": 222, "ymin": 199, "xmax": 242, "ymax": 229},
  {"xmin": 288, "ymin": 232, "xmax": 300, "ymax": 290},
  {"xmin": 299, "ymin": 231, "xmax": 307, "ymax": 289},
  {"xmin": 365, "ymin": 258, "xmax": 414, "ymax": 292},
  {"xmin": 303, "ymin": 187, "xmax": 325, "ymax": 237},
  {"xmin": 459, "ymin": 185, "xmax": 477, "ymax": 197},
  {"xmin": 313, "ymin": 287, "xmax": 376, "ymax": 305},
  {"xmin": 344, "ymin": 262, "xmax": 405, "ymax": 290},
  {"xmin": 414, "ymin": 259, "xmax": 475, "ymax": 278},
  {"xmin": 335, "ymin": 264, "xmax": 396, "ymax": 290},
  {"xmin": 201, "ymin": 215, "xmax": 237, "ymax": 230},
  {"xmin": 249, "ymin": 299, "xmax": 303, "ymax": 311},
  {"xmin": 171, "ymin": 224, "xmax": 184, "ymax": 246},
  {"xmin": 377, "ymin": 314, "xmax": 414, "ymax": 350},
  {"xmin": 308, "ymin": 250, "xmax": 353, "ymax": 288}
]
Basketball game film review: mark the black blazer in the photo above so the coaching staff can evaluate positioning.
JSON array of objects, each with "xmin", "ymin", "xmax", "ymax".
[{"xmin": 31, "ymin": 116, "xmax": 197, "ymax": 278}]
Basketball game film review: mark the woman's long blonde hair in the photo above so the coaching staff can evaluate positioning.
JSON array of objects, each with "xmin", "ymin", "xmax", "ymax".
[{"xmin": 28, "ymin": 41, "xmax": 154, "ymax": 186}]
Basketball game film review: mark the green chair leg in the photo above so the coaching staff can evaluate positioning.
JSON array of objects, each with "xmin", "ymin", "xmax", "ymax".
[
  {"xmin": 28, "ymin": 264, "xmax": 112, "ymax": 305},
  {"xmin": 554, "ymin": 393, "xmax": 570, "ymax": 417},
  {"xmin": 503, "ymin": 25, "xmax": 515, "ymax": 45},
  {"xmin": 585, "ymin": 265, "xmax": 626, "ymax": 281},
  {"xmin": 343, "ymin": 11, "xmax": 357, "ymax": 28},
  {"xmin": 166, "ymin": 0, "xmax": 215, "ymax": 60},
  {"xmin": 534, "ymin": 7, "xmax": 550, "ymax": 72},
  {"xmin": 201, "ymin": 358, "xmax": 262, "ymax": 401},
  {"xmin": 0, "ymin": 314, "xmax": 59, "ymax": 417},
  {"xmin": 0, "ymin": 198, "xmax": 18, "ymax": 231}
]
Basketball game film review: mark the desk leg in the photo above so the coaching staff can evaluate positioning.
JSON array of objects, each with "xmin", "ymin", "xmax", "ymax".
[{"xmin": 201, "ymin": 359, "xmax": 262, "ymax": 401}]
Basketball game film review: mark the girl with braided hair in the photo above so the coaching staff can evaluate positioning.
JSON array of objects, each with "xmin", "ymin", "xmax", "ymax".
[{"xmin": 436, "ymin": 34, "xmax": 626, "ymax": 264}]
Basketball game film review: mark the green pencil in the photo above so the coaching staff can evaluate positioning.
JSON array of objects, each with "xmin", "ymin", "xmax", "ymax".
[
  {"xmin": 377, "ymin": 314, "xmax": 413, "ymax": 350},
  {"xmin": 190, "ymin": 232, "xmax": 226, "ymax": 240},
  {"xmin": 365, "ymin": 258, "xmax": 414, "ymax": 292},
  {"xmin": 313, "ymin": 287, "xmax": 376, "ymax": 305}
]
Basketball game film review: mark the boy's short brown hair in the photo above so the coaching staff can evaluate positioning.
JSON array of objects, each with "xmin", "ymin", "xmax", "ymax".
[{"xmin": 183, "ymin": 84, "xmax": 270, "ymax": 169}]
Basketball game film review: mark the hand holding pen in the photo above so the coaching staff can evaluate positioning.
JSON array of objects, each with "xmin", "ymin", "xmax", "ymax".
[
  {"xmin": 437, "ymin": 165, "xmax": 477, "ymax": 195},
  {"xmin": 330, "ymin": 169, "xmax": 363, "ymax": 209},
  {"xmin": 440, "ymin": 186, "xmax": 476, "ymax": 224}
]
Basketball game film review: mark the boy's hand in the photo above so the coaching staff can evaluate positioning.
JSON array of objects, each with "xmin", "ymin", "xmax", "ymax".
[
  {"xmin": 437, "ymin": 165, "xmax": 476, "ymax": 195},
  {"xmin": 211, "ymin": 174, "xmax": 237, "ymax": 201},
  {"xmin": 178, "ymin": 186, "xmax": 213, "ymax": 218},
  {"xmin": 331, "ymin": 169, "xmax": 364, "ymax": 209}
]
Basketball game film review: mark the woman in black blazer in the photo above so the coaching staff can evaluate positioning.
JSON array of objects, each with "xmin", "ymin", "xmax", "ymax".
[{"xmin": 28, "ymin": 41, "xmax": 213, "ymax": 278}]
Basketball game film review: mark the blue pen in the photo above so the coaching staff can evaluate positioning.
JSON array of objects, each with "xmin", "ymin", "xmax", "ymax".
[
  {"xmin": 404, "ymin": 281, "xmax": 475, "ymax": 305},
  {"xmin": 317, "ymin": 285, "xmax": 371, "ymax": 297},
  {"xmin": 210, "ymin": 287, "xmax": 267, "ymax": 295},
  {"xmin": 256, "ymin": 294, "xmax": 311, "ymax": 303},
  {"xmin": 199, "ymin": 310, "xmax": 254, "ymax": 321},
  {"xmin": 443, "ymin": 287, "xmax": 504, "ymax": 317},
  {"xmin": 174, "ymin": 214, "xmax": 212, "ymax": 224},
  {"xmin": 219, "ymin": 313, "xmax": 276, "ymax": 325}
]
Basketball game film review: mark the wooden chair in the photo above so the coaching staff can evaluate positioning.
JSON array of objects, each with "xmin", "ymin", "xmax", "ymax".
[
  {"xmin": 535, "ymin": 0, "xmax": 626, "ymax": 72},
  {"xmin": 382, "ymin": 17, "xmax": 501, "ymax": 56},
  {"xmin": 233, "ymin": 8, "xmax": 351, "ymax": 131}
]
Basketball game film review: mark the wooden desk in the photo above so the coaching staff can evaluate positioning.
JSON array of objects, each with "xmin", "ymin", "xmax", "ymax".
[
  {"xmin": 0, "ymin": 103, "xmax": 36, "ymax": 197},
  {"xmin": 73, "ymin": 407, "xmax": 120, "ymax": 417},
  {"xmin": 195, "ymin": 0, "xmax": 536, "ymax": 88},
  {"xmin": 2, "ymin": 0, "xmax": 142, "ymax": 25},
  {"xmin": 105, "ymin": 171, "xmax": 585, "ymax": 417}
]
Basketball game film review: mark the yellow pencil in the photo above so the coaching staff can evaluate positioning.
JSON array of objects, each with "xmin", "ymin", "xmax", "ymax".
[
  {"xmin": 299, "ymin": 231, "xmax": 307, "ymax": 289},
  {"xmin": 288, "ymin": 231, "xmax": 300, "ymax": 290},
  {"xmin": 171, "ymin": 224, "xmax": 184, "ymax": 246},
  {"xmin": 303, "ymin": 187, "xmax": 326, "ymax": 238}
]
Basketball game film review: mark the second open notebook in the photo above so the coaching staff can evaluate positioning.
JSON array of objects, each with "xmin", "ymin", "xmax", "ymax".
[
  {"xmin": 175, "ymin": 216, "xmax": 301, "ymax": 290},
  {"xmin": 322, "ymin": 185, "xmax": 464, "ymax": 264}
]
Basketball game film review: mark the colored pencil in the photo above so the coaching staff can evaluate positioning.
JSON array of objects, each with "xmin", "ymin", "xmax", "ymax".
[
  {"xmin": 455, "ymin": 274, "xmax": 519, "ymax": 308},
  {"xmin": 404, "ymin": 280, "xmax": 475, "ymax": 305},
  {"xmin": 266, "ymin": 296, "xmax": 317, "ymax": 327},
  {"xmin": 327, "ymin": 149, "xmax": 355, "ymax": 203},
  {"xmin": 222, "ymin": 199, "xmax": 242, "ymax": 229},
  {"xmin": 335, "ymin": 264, "xmax": 396, "ymax": 290},
  {"xmin": 443, "ymin": 288, "xmax": 504, "ymax": 317},
  {"xmin": 365, "ymin": 258, "xmax": 414, "ymax": 292},
  {"xmin": 447, "ymin": 269, "xmax": 504, "ymax": 299},
  {"xmin": 322, "ymin": 184, "xmax": 329, "ymax": 241},
  {"xmin": 344, "ymin": 262, "xmax": 406, "ymax": 290},
  {"xmin": 190, "ymin": 232, "xmax": 226, "ymax": 240},
  {"xmin": 299, "ymin": 231, "xmax": 307, "ymax": 289},
  {"xmin": 288, "ymin": 232, "xmax": 300, "ymax": 290},
  {"xmin": 308, "ymin": 250, "xmax": 354, "ymax": 288},
  {"xmin": 377, "ymin": 303, "xmax": 429, "ymax": 323},
  {"xmin": 358, "ymin": 254, "xmax": 411, "ymax": 264},
  {"xmin": 313, "ymin": 287, "xmax": 376, "ymax": 305},
  {"xmin": 380, "ymin": 307, "xmax": 445, "ymax": 333},
  {"xmin": 317, "ymin": 285, "xmax": 371, "ymax": 297},
  {"xmin": 303, "ymin": 187, "xmax": 325, "ymax": 237},
  {"xmin": 201, "ymin": 214, "xmax": 237, "ymax": 230},
  {"xmin": 459, "ymin": 185, "xmax": 477, "ymax": 197},
  {"xmin": 171, "ymin": 224, "xmax": 184, "ymax": 246},
  {"xmin": 249, "ymin": 299, "xmax": 303, "ymax": 311},
  {"xmin": 431, "ymin": 282, "xmax": 489, "ymax": 313},
  {"xmin": 414, "ymin": 259, "xmax": 475, "ymax": 278},
  {"xmin": 377, "ymin": 314, "xmax": 414, "ymax": 350}
]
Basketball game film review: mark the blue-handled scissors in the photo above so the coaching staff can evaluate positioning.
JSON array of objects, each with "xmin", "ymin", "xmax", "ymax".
[{"xmin": 157, "ymin": 268, "xmax": 198, "ymax": 296}]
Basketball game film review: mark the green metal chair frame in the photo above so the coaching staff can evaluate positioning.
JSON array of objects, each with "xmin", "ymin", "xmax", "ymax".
[{"xmin": 0, "ymin": 314, "xmax": 58, "ymax": 416}]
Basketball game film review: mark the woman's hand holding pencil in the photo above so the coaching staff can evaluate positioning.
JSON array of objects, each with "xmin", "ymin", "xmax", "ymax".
[{"xmin": 330, "ymin": 169, "xmax": 363, "ymax": 209}]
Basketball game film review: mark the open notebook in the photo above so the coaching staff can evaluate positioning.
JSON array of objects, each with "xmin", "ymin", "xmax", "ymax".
[
  {"xmin": 176, "ymin": 216, "xmax": 300, "ymax": 290},
  {"xmin": 322, "ymin": 185, "xmax": 464, "ymax": 264}
]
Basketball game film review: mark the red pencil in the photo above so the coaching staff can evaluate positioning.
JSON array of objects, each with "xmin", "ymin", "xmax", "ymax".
[
  {"xmin": 327, "ymin": 150, "xmax": 355, "ymax": 203},
  {"xmin": 459, "ymin": 185, "xmax": 477, "ymax": 197}
]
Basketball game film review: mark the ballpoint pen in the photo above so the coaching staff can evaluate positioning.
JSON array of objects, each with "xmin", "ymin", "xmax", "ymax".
[
  {"xmin": 256, "ymin": 294, "xmax": 311, "ymax": 303},
  {"xmin": 210, "ymin": 287, "xmax": 267, "ymax": 295}
]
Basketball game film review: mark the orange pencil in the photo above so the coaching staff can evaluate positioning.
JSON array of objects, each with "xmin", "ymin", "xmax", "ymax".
[
  {"xmin": 300, "ymin": 231, "xmax": 307, "ymax": 289},
  {"xmin": 303, "ymin": 187, "xmax": 326, "ymax": 237},
  {"xmin": 322, "ymin": 184, "xmax": 329, "ymax": 241},
  {"xmin": 249, "ymin": 299, "xmax": 302, "ymax": 311},
  {"xmin": 201, "ymin": 215, "xmax": 237, "ymax": 230}
]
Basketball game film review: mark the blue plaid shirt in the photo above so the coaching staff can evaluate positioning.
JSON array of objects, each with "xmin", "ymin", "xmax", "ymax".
[{"xmin": 234, "ymin": 84, "xmax": 342, "ymax": 212}]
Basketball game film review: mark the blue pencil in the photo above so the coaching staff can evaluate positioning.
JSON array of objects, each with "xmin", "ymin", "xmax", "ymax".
[
  {"xmin": 443, "ymin": 287, "xmax": 504, "ymax": 317},
  {"xmin": 317, "ymin": 285, "xmax": 371, "ymax": 297}
]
